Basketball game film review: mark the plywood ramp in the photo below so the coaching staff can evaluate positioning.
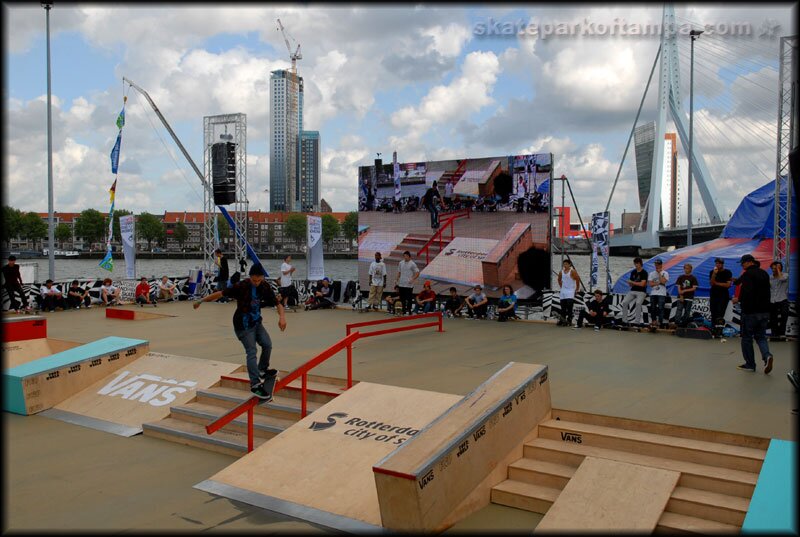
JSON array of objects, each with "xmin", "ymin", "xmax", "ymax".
[
  {"xmin": 3, "ymin": 338, "xmax": 81, "ymax": 369},
  {"xmin": 42, "ymin": 352, "xmax": 240, "ymax": 436},
  {"xmin": 535, "ymin": 457, "xmax": 679, "ymax": 532},
  {"xmin": 195, "ymin": 382, "xmax": 461, "ymax": 531}
]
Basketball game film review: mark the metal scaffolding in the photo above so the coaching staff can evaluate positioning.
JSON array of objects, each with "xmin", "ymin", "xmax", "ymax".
[{"xmin": 773, "ymin": 35, "xmax": 797, "ymax": 270}]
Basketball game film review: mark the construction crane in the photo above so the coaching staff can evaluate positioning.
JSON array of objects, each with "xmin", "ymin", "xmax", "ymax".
[{"xmin": 276, "ymin": 18, "xmax": 302, "ymax": 74}]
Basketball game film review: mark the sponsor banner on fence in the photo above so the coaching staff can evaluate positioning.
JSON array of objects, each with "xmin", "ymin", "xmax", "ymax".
[
  {"xmin": 120, "ymin": 215, "xmax": 136, "ymax": 280},
  {"xmin": 307, "ymin": 215, "xmax": 324, "ymax": 281}
]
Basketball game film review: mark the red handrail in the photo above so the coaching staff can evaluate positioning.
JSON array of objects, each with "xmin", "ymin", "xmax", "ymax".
[
  {"xmin": 346, "ymin": 311, "xmax": 443, "ymax": 335},
  {"xmin": 417, "ymin": 209, "xmax": 470, "ymax": 265}
]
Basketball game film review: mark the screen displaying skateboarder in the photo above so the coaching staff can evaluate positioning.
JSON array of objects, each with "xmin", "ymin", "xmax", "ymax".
[{"xmin": 194, "ymin": 264, "xmax": 286, "ymax": 401}]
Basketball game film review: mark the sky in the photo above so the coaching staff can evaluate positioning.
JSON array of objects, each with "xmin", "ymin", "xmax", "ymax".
[{"xmin": 3, "ymin": 3, "xmax": 796, "ymax": 225}]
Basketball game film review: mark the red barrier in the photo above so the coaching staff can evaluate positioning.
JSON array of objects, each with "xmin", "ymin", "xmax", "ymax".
[
  {"xmin": 2, "ymin": 317, "xmax": 47, "ymax": 342},
  {"xmin": 105, "ymin": 308, "xmax": 135, "ymax": 320}
]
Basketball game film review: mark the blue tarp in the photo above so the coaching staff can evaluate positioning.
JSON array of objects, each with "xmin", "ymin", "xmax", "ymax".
[{"xmin": 722, "ymin": 178, "xmax": 798, "ymax": 239}]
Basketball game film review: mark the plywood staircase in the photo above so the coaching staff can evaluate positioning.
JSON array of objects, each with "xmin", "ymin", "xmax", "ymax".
[
  {"xmin": 490, "ymin": 408, "xmax": 769, "ymax": 533},
  {"xmin": 386, "ymin": 232, "xmax": 449, "ymax": 271},
  {"xmin": 142, "ymin": 368, "xmax": 353, "ymax": 457}
]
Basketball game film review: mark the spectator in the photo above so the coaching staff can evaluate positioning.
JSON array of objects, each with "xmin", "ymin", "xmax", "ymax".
[
  {"xmin": 414, "ymin": 281, "xmax": 437, "ymax": 313},
  {"xmin": 709, "ymin": 257, "xmax": 733, "ymax": 331},
  {"xmin": 395, "ymin": 251, "xmax": 420, "ymax": 315},
  {"xmin": 577, "ymin": 289, "xmax": 611, "ymax": 330},
  {"xmin": 368, "ymin": 252, "xmax": 387, "ymax": 311},
  {"xmin": 769, "ymin": 260, "xmax": 789, "ymax": 341},
  {"xmin": 444, "ymin": 180, "xmax": 454, "ymax": 209},
  {"xmin": 193, "ymin": 263, "xmax": 286, "ymax": 400},
  {"xmin": 39, "ymin": 279, "xmax": 65, "ymax": 312},
  {"xmin": 305, "ymin": 277, "xmax": 334, "ymax": 310},
  {"xmin": 239, "ymin": 257, "xmax": 248, "ymax": 274},
  {"xmin": 279, "ymin": 255, "xmax": 298, "ymax": 309},
  {"xmin": 557, "ymin": 259, "xmax": 580, "ymax": 327},
  {"xmin": 135, "ymin": 277, "xmax": 157, "ymax": 307},
  {"xmin": 648, "ymin": 259, "xmax": 670, "ymax": 329},
  {"xmin": 444, "ymin": 287, "xmax": 464, "ymax": 318},
  {"xmin": 673, "ymin": 264, "xmax": 698, "ymax": 328},
  {"xmin": 66, "ymin": 280, "xmax": 92, "ymax": 309},
  {"xmin": 422, "ymin": 180, "xmax": 442, "ymax": 229},
  {"xmin": 158, "ymin": 276, "xmax": 177, "ymax": 301},
  {"xmin": 497, "ymin": 285, "xmax": 518, "ymax": 322},
  {"xmin": 465, "ymin": 285, "xmax": 488, "ymax": 319},
  {"xmin": 619, "ymin": 257, "xmax": 648, "ymax": 327},
  {"xmin": 100, "ymin": 278, "xmax": 121, "ymax": 306},
  {"xmin": 732, "ymin": 254, "xmax": 773, "ymax": 374},
  {"xmin": 385, "ymin": 285, "xmax": 402, "ymax": 315},
  {"xmin": 2, "ymin": 255, "xmax": 29, "ymax": 313}
]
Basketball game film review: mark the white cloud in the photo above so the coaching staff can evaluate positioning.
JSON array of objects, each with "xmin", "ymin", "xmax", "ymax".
[{"xmin": 420, "ymin": 23, "xmax": 472, "ymax": 57}]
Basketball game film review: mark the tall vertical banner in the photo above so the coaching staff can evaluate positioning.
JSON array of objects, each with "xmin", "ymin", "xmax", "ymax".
[
  {"xmin": 393, "ymin": 151, "xmax": 401, "ymax": 202},
  {"xmin": 120, "ymin": 214, "xmax": 136, "ymax": 280},
  {"xmin": 591, "ymin": 211, "xmax": 611, "ymax": 292},
  {"xmin": 100, "ymin": 97, "xmax": 127, "ymax": 272},
  {"xmin": 307, "ymin": 215, "xmax": 324, "ymax": 281}
]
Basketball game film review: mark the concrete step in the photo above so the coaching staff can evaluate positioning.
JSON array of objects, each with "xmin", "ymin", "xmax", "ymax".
[
  {"xmin": 169, "ymin": 400, "xmax": 296, "ymax": 439},
  {"xmin": 655, "ymin": 511, "xmax": 739, "ymax": 533},
  {"xmin": 524, "ymin": 438, "xmax": 758, "ymax": 498},
  {"xmin": 490, "ymin": 479, "xmax": 560, "ymax": 514},
  {"xmin": 538, "ymin": 419, "xmax": 766, "ymax": 473},
  {"xmin": 196, "ymin": 385, "xmax": 324, "ymax": 421},
  {"xmin": 142, "ymin": 416, "xmax": 267, "ymax": 457}
]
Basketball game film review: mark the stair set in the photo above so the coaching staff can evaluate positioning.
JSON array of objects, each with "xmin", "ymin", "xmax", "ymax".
[
  {"xmin": 143, "ymin": 369, "xmax": 355, "ymax": 457},
  {"xmin": 385, "ymin": 232, "xmax": 449, "ymax": 271},
  {"xmin": 490, "ymin": 408, "xmax": 768, "ymax": 533}
]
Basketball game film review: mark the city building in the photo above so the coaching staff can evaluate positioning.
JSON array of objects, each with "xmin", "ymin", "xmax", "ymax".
[
  {"xmin": 320, "ymin": 199, "xmax": 333, "ymax": 213},
  {"xmin": 299, "ymin": 131, "xmax": 320, "ymax": 212},
  {"xmin": 270, "ymin": 69, "xmax": 303, "ymax": 212}
]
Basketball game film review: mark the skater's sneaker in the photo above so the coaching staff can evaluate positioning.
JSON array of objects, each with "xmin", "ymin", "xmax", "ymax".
[
  {"xmin": 737, "ymin": 364, "xmax": 756, "ymax": 372},
  {"xmin": 260, "ymin": 368, "xmax": 278, "ymax": 382},
  {"xmin": 788, "ymin": 370, "xmax": 800, "ymax": 390},
  {"xmin": 764, "ymin": 355, "xmax": 773, "ymax": 374},
  {"xmin": 251, "ymin": 385, "xmax": 272, "ymax": 401},
  {"xmin": 594, "ymin": 326, "xmax": 600, "ymax": 331}
]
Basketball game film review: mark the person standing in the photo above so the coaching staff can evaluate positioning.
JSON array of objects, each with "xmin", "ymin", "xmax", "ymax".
[
  {"xmin": 556, "ymin": 259, "xmax": 580, "ymax": 327},
  {"xmin": 732, "ymin": 254, "xmax": 773, "ymax": 373},
  {"xmin": 194, "ymin": 264, "xmax": 286, "ymax": 400},
  {"xmin": 368, "ymin": 252, "xmax": 386, "ymax": 310},
  {"xmin": 396, "ymin": 251, "xmax": 419, "ymax": 315},
  {"xmin": 279, "ymin": 255, "xmax": 297, "ymax": 308},
  {"xmin": 673, "ymin": 263, "xmax": 698, "ymax": 328},
  {"xmin": 709, "ymin": 257, "xmax": 733, "ymax": 331},
  {"xmin": 422, "ymin": 181, "xmax": 442, "ymax": 229},
  {"xmin": 647, "ymin": 259, "xmax": 670, "ymax": 329},
  {"xmin": 444, "ymin": 180, "xmax": 454, "ymax": 210},
  {"xmin": 769, "ymin": 260, "xmax": 790, "ymax": 341},
  {"xmin": 619, "ymin": 257, "xmax": 648, "ymax": 327},
  {"xmin": 2, "ymin": 255, "xmax": 29, "ymax": 312}
]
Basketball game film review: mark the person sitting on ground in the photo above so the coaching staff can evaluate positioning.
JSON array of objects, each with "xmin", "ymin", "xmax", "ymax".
[
  {"xmin": 414, "ymin": 281, "xmax": 437, "ymax": 313},
  {"xmin": 465, "ymin": 285, "xmax": 489, "ymax": 319},
  {"xmin": 39, "ymin": 279, "xmax": 66, "ymax": 312},
  {"xmin": 577, "ymin": 289, "xmax": 611, "ymax": 330},
  {"xmin": 66, "ymin": 280, "xmax": 92, "ymax": 309},
  {"xmin": 384, "ymin": 285, "xmax": 402, "ymax": 315},
  {"xmin": 485, "ymin": 195, "xmax": 498, "ymax": 212},
  {"xmin": 444, "ymin": 287, "xmax": 464, "ymax": 318},
  {"xmin": 135, "ymin": 277, "xmax": 157, "ymax": 307},
  {"xmin": 496, "ymin": 285, "xmax": 518, "ymax": 322},
  {"xmin": 158, "ymin": 276, "xmax": 177, "ymax": 301},
  {"xmin": 100, "ymin": 278, "xmax": 122, "ymax": 306},
  {"xmin": 474, "ymin": 195, "xmax": 485, "ymax": 212},
  {"xmin": 306, "ymin": 277, "xmax": 334, "ymax": 310}
]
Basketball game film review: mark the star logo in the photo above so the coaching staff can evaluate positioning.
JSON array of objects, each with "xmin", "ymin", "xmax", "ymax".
[{"xmin": 758, "ymin": 19, "xmax": 780, "ymax": 39}]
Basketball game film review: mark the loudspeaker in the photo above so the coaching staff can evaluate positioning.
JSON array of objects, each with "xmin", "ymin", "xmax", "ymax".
[
  {"xmin": 789, "ymin": 146, "xmax": 798, "ymax": 195},
  {"xmin": 211, "ymin": 142, "xmax": 236, "ymax": 205}
]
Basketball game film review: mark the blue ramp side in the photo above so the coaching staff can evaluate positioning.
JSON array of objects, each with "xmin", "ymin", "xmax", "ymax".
[{"xmin": 742, "ymin": 438, "xmax": 797, "ymax": 534}]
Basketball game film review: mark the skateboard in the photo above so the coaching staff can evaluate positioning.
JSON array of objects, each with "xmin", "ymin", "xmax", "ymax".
[
  {"xmin": 675, "ymin": 327, "xmax": 713, "ymax": 340},
  {"xmin": 258, "ymin": 370, "xmax": 278, "ymax": 404}
]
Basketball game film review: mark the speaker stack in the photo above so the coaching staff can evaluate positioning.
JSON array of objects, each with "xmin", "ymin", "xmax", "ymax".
[{"xmin": 212, "ymin": 141, "xmax": 237, "ymax": 205}]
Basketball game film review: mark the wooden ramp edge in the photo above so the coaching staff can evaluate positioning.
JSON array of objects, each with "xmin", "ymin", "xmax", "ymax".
[
  {"xmin": 106, "ymin": 307, "xmax": 175, "ymax": 321},
  {"xmin": 2, "ymin": 315, "xmax": 46, "ymax": 342},
  {"xmin": 535, "ymin": 457, "xmax": 679, "ymax": 532},
  {"xmin": 373, "ymin": 362, "xmax": 552, "ymax": 532}
]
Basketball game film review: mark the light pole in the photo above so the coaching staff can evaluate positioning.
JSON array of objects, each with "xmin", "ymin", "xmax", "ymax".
[
  {"xmin": 42, "ymin": 1, "xmax": 55, "ymax": 279},
  {"xmin": 687, "ymin": 28, "xmax": 703, "ymax": 247}
]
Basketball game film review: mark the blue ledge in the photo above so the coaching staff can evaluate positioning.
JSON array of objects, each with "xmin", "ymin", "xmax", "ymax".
[{"xmin": 742, "ymin": 438, "xmax": 797, "ymax": 534}]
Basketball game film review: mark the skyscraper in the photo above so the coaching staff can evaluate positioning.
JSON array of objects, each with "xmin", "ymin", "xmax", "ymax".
[
  {"xmin": 269, "ymin": 70, "xmax": 303, "ymax": 212},
  {"xmin": 300, "ymin": 131, "xmax": 320, "ymax": 212}
]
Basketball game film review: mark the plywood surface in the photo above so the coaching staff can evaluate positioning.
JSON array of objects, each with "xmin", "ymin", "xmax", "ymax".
[
  {"xmin": 53, "ymin": 352, "xmax": 239, "ymax": 431},
  {"xmin": 205, "ymin": 382, "xmax": 460, "ymax": 526},
  {"xmin": 3, "ymin": 338, "xmax": 80, "ymax": 369},
  {"xmin": 535, "ymin": 457, "xmax": 679, "ymax": 532}
]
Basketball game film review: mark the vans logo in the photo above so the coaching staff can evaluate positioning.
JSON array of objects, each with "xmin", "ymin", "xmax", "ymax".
[
  {"xmin": 457, "ymin": 439, "xmax": 470, "ymax": 457},
  {"xmin": 472, "ymin": 424, "xmax": 486, "ymax": 442},
  {"xmin": 539, "ymin": 372, "xmax": 548, "ymax": 385},
  {"xmin": 97, "ymin": 371, "xmax": 197, "ymax": 407},
  {"xmin": 309, "ymin": 412, "xmax": 349, "ymax": 431},
  {"xmin": 418, "ymin": 469, "xmax": 434, "ymax": 490},
  {"xmin": 560, "ymin": 432, "xmax": 582, "ymax": 443}
]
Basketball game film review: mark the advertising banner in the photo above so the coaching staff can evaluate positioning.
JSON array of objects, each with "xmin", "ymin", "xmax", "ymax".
[
  {"xmin": 307, "ymin": 215, "xmax": 324, "ymax": 281},
  {"xmin": 120, "ymin": 214, "xmax": 136, "ymax": 280}
]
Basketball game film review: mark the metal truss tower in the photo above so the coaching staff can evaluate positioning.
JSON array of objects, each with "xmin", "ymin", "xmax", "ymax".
[{"xmin": 773, "ymin": 35, "xmax": 797, "ymax": 271}]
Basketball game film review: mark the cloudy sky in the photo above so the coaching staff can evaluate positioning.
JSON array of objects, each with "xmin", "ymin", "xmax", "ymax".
[{"xmin": 3, "ymin": 3, "xmax": 795, "ymax": 225}]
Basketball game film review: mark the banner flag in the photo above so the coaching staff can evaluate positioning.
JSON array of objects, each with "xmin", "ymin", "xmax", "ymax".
[
  {"xmin": 591, "ymin": 211, "xmax": 611, "ymax": 292},
  {"xmin": 99, "ymin": 250, "xmax": 114, "ymax": 272},
  {"xmin": 110, "ymin": 132, "xmax": 122, "ymax": 175},
  {"xmin": 120, "ymin": 214, "xmax": 136, "ymax": 280},
  {"xmin": 393, "ymin": 151, "xmax": 401, "ymax": 202},
  {"xmin": 306, "ymin": 215, "xmax": 324, "ymax": 281},
  {"xmin": 116, "ymin": 107, "xmax": 126, "ymax": 130}
]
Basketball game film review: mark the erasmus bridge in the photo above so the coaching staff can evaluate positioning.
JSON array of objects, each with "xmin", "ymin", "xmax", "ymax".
[{"xmin": 606, "ymin": 5, "xmax": 796, "ymax": 258}]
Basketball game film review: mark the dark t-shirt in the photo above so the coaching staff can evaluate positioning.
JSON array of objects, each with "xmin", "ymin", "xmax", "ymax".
[
  {"xmin": 218, "ymin": 256, "xmax": 230, "ymax": 282},
  {"xmin": 2, "ymin": 264, "xmax": 22, "ymax": 286},
  {"xmin": 628, "ymin": 269, "xmax": 648, "ymax": 292},
  {"xmin": 445, "ymin": 296, "xmax": 462, "ymax": 312},
  {"xmin": 223, "ymin": 279, "xmax": 278, "ymax": 331},
  {"xmin": 675, "ymin": 274, "xmax": 699, "ymax": 299},
  {"xmin": 709, "ymin": 268, "xmax": 732, "ymax": 301}
]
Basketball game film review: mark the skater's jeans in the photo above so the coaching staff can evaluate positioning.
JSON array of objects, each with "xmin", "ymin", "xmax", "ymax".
[
  {"xmin": 740, "ymin": 312, "xmax": 771, "ymax": 369},
  {"xmin": 649, "ymin": 295, "xmax": 667, "ymax": 325},
  {"xmin": 674, "ymin": 298, "xmax": 693, "ymax": 326},
  {"xmin": 235, "ymin": 322, "xmax": 273, "ymax": 388},
  {"xmin": 428, "ymin": 204, "xmax": 439, "ymax": 228},
  {"xmin": 620, "ymin": 291, "xmax": 646, "ymax": 324}
]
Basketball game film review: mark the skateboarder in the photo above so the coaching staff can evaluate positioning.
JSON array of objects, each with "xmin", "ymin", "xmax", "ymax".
[
  {"xmin": 194, "ymin": 264, "xmax": 287, "ymax": 399},
  {"xmin": 709, "ymin": 258, "xmax": 733, "ymax": 333},
  {"xmin": 2, "ymin": 255, "xmax": 30, "ymax": 312},
  {"xmin": 732, "ymin": 254, "xmax": 772, "ymax": 374}
]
